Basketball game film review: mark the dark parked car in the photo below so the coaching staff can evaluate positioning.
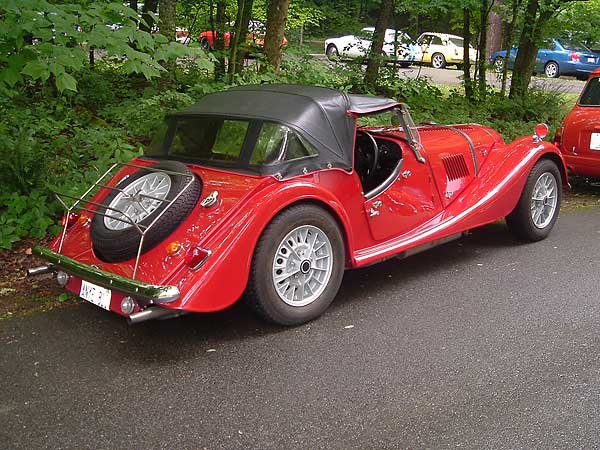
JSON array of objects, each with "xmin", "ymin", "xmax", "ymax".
[{"xmin": 491, "ymin": 38, "xmax": 600, "ymax": 79}]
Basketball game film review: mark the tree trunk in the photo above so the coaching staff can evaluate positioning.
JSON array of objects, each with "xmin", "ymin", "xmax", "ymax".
[
  {"xmin": 363, "ymin": 0, "xmax": 394, "ymax": 88},
  {"xmin": 213, "ymin": 0, "xmax": 227, "ymax": 80},
  {"xmin": 477, "ymin": 0, "xmax": 490, "ymax": 97},
  {"xmin": 264, "ymin": 0, "xmax": 291, "ymax": 70},
  {"xmin": 140, "ymin": 0, "xmax": 158, "ymax": 33},
  {"xmin": 500, "ymin": 0, "xmax": 522, "ymax": 97},
  {"xmin": 509, "ymin": 0, "xmax": 553, "ymax": 99},
  {"xmin": 129, "ymin": 0, "xmax": 138, "ymax": 12},
  {"xmin": 463, "ymin": 7, "xmax": 474, "ymax": 100},
  {"xmin": 159, "ymin": 0, "xmax": 176, "ymax": 42},
  {"xmin": 486, "ymin": 0, "xmax": 503, "ymax": 57},
  {"xmin": 228, "ymin": 0, "xmax": 254, "ymax": 81}
]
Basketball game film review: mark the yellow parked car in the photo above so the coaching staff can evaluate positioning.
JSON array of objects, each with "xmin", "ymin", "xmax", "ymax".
[{"xmin": 417, "ymin": 32, "xmax": 477, "ymax": 69}]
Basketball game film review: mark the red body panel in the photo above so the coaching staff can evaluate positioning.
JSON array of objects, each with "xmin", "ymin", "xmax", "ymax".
[
  {"xmin": 51, "ymin": 124, "xmax": 565, "ymax": 316},
  {"xmin": 557, "ymin": 69, "xmax": 600, "ymax": 177},
  {"xmin": 199, "ymin": 31, "xmax": 288, "ymax": 49}
]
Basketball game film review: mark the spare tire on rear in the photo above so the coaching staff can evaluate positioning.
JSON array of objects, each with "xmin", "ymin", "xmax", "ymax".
[{"xmin": 90, "ymin": 161, "xmax": 202, "ymax": 263}]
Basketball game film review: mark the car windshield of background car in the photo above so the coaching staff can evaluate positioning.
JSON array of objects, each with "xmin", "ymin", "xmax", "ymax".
[
  {"xmin": 579, "ymin": 77, "xmax": 600, "ymax": 106},
  {"xmin": 168, "ymin": 117, "xmax": 250, "ymax": 163},
  {"xmin": 558, "ymin": 39, "xmax": 590, "ymax": 52}
]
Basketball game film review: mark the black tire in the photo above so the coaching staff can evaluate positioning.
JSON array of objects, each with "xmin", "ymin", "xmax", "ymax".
[
  {"xmin": 90, "ymin": 161, "xmax": 202, "ymax": 262},
  {"xmin": 493, "ymin": 56, "xmax": 504, "ymax": 73},
  {"xmin": 544, "ymin": 61, "xmax": 560, "ymax": 78},
  {"xmin": 326, "ymin": 44, "xmax": 339, "ymax": 60},
  {"xmin": 506, "ymin": 159, "xmax": 562, "ymax": 242},
  {"xmin": 246, "ymin": 204, "xmax": 345, "ymax": 326},
  {"xmin": 200, "ymin": 37, "xmax": 211, "ymax": 51},
  {"xmin": 431, "ymin": 52, "xmax": 446, "ymax": 69}
]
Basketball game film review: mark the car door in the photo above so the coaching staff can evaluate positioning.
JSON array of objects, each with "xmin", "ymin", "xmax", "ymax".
[
  {"xmin": 363, "ymin": 138, "xmax": 441, "ymax": 241},
  {"xmin": 418, "ymin": 33, "xmax": 434, "ymax": 63},
  {"xmin": 535, "ymin": 40, "xmax": 556, "ymax": 72}
]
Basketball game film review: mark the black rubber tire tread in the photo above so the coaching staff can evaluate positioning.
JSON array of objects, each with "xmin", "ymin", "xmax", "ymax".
[
  {"xmin": 245, "ymin": 204, "xmax": 345, "ymax": 326},
  {"xmin": 506, "ymin": 158, "xmax": 562, "ymax": 242},
  {"xmin": 90, "ymin": 161, "xmax": 202, "ymax": 262}
]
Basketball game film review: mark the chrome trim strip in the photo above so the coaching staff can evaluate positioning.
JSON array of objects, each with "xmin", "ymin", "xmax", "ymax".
[{"xmin": 33, "ymin": 246, "xmax": 180, "ymax": 303}]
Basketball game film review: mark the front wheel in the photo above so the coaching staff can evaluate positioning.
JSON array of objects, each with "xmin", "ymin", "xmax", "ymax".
[
  {"xmin": 506, "ymin": 159, "xmax": 562, "ymax": 242},
  {"xmin": 246, "ymin": 205, "xmax": 345, "ymax": 325}
]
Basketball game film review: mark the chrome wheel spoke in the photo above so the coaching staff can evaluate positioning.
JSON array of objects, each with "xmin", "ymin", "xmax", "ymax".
[
  {"xmin": 272, "ymin": 225, "xmax": 333, "ymax": 307},
  {"xmin": 104, "ymin": 172, "xmax": 171, "ymax": 231},
  {"xmin": 530, "ymin": 172, "xmax": 558, "ymax": 229}
]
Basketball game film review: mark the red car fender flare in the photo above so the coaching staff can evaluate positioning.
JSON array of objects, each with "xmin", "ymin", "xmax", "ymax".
[{"xmin": 175, "ymin": 181, "xmax": 355, "ymax": 313}]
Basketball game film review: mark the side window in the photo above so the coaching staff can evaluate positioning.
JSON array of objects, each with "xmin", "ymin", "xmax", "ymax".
[
  {"xmin": 419, "ymin": 35, "xmax": 432, "ymax": 45},
  {"xmin": 580, "ymin": 77, "xmax": 600, "ymax": 106},
  {"xmin": 251, "ymin": 123, "xmax": 317, "ymax": 165},
  {"xmin": 431, "ymin": 36, "xmax": 443, "ymax": 46}
]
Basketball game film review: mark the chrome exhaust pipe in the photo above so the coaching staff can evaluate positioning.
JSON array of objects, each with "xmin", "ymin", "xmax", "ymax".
[
  {"xmin": 128, "ymin": 307, "xmax": 188, "ymax": 325},
  {"xmin": 27, "ymin": 265, "xmax": 55, "ymax": 277}
]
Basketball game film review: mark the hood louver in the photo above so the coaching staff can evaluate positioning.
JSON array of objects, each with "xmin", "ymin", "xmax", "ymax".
[{"xmin": 442, "ymin": 154, "xmax": 470, "ymax": 181}]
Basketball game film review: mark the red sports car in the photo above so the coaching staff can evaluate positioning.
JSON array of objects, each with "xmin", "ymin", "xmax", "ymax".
[
  {"xmin": 29, "ymin": 84, "xmax": 566, "ymax": 326},
  {"xmin": 554, "ymin": 68, "xmax": 600, "ymax": 177},
  {"xmin": 199, "ymin": 20, "xmax": 288, "ymax": 51}
]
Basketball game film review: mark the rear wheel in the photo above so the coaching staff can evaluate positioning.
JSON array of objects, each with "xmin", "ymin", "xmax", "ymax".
[
  {"xmin": 494, "ymin": 56, "xmax": 504, "ymax": 73},
  {"xmin": 431, "ymin": 53, "xmax": 446, "ymax": 69},
  {"xmin": 506, "ymin": 159, "xmax": 562, "ymax": 242},
  {"xmin": 544, "ymin": 61, "xmax": 560, "ymax": 78},
  {"xmin": 246, "ymin": 205, "xmax": 345, "ymax": 325},
  {"xmin": 200, "ymin": 37, "xmax": 211, "ymax": 50},
  {"xmin": 326, "ymin": 44, "xmax": 339, "ymax": 60}
]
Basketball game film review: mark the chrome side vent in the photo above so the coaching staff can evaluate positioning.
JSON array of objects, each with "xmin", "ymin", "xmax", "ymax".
[{"xmin": 442, "ymin": 154, "xmax": 470, "ymax": 181}]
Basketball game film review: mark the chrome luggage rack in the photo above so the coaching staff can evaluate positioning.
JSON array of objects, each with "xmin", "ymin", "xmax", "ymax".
[{"xmin": 54, "ymin": 162, "xmax": 195, "ymax": 279}]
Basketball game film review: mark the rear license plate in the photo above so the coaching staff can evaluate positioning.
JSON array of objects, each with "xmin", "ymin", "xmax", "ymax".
[
  {"xmin": 588, "ymin": 57, "xmax": 595, "ymax": 63},
  {"xmin": 591, "ymin": 133, "xmax": 600, "ymax": 151},
  {"xmin": 80, "ymin": 280, "xmax": 111, "ymax": 310}
]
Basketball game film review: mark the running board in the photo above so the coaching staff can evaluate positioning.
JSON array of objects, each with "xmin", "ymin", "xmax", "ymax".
[{"xmin": 394, "ymin": 232, "xmax": 468, "ymax": 260}]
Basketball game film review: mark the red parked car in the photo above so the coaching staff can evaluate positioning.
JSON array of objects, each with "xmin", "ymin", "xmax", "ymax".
[
  {"xmin": 554, "ymin": 68, "xmax": 600, "ymax": 177},
  {"xmin": 29, "ymin": 84, "xmax": 566, "ymax": 326},
  {"xmin": 199, "ymin": 20, "xmax": 288, "ymax": 51}
]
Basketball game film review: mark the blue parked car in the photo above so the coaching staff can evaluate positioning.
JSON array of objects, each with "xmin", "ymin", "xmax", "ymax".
[{"xmin": 491, "ymin": 38, "xmax": 600, "ymax": 80}]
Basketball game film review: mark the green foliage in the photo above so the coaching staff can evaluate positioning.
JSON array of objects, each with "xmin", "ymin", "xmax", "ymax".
[{"xmin": 0, "ymin": 0, "xmax": 212, "ymax": 94}]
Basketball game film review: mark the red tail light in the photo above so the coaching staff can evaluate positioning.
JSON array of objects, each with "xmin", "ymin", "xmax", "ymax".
[
  {"xmin": 185, "ymin": 246, "xmax": 211, "ymax": 269},
  {"xmin": 570, "ymin": 52, "xmax": 580, "ymax": 62},
  {"xmin": 61, "ymin": 212, "xmax": 79, "ymax": 229},
  {"xmin": 454, "ymin": 48, "xmax": 459, "ymax": 56}
]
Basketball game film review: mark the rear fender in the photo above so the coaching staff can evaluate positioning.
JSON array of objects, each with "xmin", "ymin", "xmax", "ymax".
[{"xmin": 169, "ymin": 181, "xmax": 353, "ymax": 313}]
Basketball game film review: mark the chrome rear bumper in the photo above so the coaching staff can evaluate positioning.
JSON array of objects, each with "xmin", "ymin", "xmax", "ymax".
[{"xmin": 32, "ymin": 246, "xmax": 180, "ymax": 304}]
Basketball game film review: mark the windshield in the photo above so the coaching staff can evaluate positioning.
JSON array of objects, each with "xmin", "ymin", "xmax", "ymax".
[{"xmin": 579, "ymin": 77, "xmax": 600, "ymax": 105}]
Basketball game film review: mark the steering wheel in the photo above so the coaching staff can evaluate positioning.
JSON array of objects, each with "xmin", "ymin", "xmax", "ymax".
[{"xmin": 356, "ymin": 130, "xmax": 379, "ymax": 179}]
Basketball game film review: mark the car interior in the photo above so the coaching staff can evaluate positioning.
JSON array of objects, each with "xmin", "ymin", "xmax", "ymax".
[{"xmin": 354, "ymin": 130, "xmax": 403, "ymax": 194}]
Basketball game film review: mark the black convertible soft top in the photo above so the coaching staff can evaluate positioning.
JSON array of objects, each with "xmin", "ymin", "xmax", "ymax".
[{"xmin": 175, "ymin": 84, "xmax": 399, "ymax": 174}]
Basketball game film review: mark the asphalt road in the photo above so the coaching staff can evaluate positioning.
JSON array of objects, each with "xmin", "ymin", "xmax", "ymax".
[
  {"xmin": 316, "ymin": 55, "xmax": 587, "ymax": 94},
  {"xmin": 3, "ymin": 207, "xmax": 600, "ymax": 450},
  {"xmin": 395, "ymin": 65, "xmax": 587, "ymax": 94}
]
